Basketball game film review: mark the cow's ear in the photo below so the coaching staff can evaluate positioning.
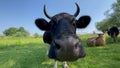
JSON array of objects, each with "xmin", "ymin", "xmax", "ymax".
[
  {"xmin": 35, "ymin": 18, "xmax": 50, "ymax": 30},
  {"xmin": 76, "ymin": 16, "xmax": 91, "ymax": 28}
]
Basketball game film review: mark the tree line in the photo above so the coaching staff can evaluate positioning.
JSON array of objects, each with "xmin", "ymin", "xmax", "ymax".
[
  {"xmin": 2, "ymin": 27, "xmax": 41, "ymax": 38},
  {"xmin": 96, "ymin": 0, "xmax": 120, "ymax": 32}
]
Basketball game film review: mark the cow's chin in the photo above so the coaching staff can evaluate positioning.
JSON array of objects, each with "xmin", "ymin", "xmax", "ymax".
[
  {"xmin": 55, "ymin": 47, "xmax": 81, "ymax": 61},
  {"xmin": 48, "ymin": 47, "xmax": 86, "ymax": 61}
]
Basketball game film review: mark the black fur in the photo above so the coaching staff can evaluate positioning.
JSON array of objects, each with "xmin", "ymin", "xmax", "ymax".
[{"xmin": 107, "ymin": 26, "xmax": 119, "ymax": 42}]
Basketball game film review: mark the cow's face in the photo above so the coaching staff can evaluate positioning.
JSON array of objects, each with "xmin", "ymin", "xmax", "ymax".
[{"xmin": 35, "ymin": 3, "xmax": 91, "ymax": 61}]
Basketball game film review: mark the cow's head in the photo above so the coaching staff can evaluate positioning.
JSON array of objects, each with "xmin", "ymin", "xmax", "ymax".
[{"xmin": 35, "ymin": 3, "xmax": 91, "ymax": 61}]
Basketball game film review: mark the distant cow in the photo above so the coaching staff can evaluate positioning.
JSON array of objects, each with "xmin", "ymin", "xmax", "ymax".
[
  {"xmin": 87, "ymin": 34, "xmax": 106, "ymax": 46},
  {"xmin": 35, "ymin": 3, "xmax": 91, "ymax": 68},
  {"xmin": 107, "ymin": 26, "xmax": 119, "ymax": 42}
]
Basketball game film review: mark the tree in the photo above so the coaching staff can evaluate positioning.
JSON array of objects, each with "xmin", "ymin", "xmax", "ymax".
[
  {"xmin": 3, "ymin": 27, "xmax": 29, "ymax": 37},
  {"xmin": 34, "ymin": 33, "xmax": 40, "ymax": 38},
  {"xmin": 96, "ymin": 17, "xmax": 116, "ymax": 32},
  {"xmin": 110, "ymin": 0, "xmax": 120, "ymax": 26},
  {"xmin": 96, "ymin": 0, "xmax": 120, "ymax": 31},
  {"xmin": 3, "ymin": 27, "xmax": 17, "ymax": 36},
  {"xmin": 16, "ymin": 27, "xmax": 29, "ymax": 37}
]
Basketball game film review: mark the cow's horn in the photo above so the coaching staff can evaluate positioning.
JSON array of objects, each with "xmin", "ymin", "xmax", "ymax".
[
  {"xmin": 74, "ymin": 3, "xmax": 80, "ymax": 17},
  {"xmin": 44, "ymin": 5, "xmax": 52, "ymax": 19}
]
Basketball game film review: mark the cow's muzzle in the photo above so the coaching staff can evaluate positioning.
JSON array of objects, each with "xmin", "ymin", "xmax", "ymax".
[{"xmin": 48, "ymin": 36, "xmax": 86, "ymax": 61}]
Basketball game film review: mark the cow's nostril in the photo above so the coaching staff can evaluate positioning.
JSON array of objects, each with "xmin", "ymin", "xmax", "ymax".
[
  {"xmin": 55, "ymin": 43, "xmax": 61, "ymax": 49},
  {"xmin": 75, "ymin": 42, "xmax": 79, "ymax": 48}
]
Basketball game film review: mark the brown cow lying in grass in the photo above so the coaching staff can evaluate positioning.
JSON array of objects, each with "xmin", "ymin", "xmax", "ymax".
[{"xmin": 87, "ymin": 34, "xmax": 106, "ymax": 46}]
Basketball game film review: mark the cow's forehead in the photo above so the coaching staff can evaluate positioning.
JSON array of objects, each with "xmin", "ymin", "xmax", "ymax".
[{"xmin": 51, "ymin": 13, "xmax": 75, "ymax": 21}]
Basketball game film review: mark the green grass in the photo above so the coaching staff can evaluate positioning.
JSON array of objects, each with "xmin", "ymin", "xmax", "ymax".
[{"xmin": 0, "ymin": 34, "xmax": 120, "ymax": 68}]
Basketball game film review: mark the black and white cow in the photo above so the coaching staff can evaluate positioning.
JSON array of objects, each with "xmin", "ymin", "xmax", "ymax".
[
  {"xmin": 35, "ymin": 3, "xmax": 91, "ymax": 68},
  {"xmin": 107, "ymin": 26, "xmax": 119, "ymax": 42}
]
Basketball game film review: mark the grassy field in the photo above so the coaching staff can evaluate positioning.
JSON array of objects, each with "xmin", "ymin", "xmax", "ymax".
[{"xmin": 0, "ymin": 34, "xmax": 120, "ymax": 68}]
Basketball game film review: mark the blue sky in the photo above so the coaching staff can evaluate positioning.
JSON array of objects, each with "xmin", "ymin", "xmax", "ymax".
[{"xmin": 0, "ymin": 0, "xmax": 116, "ymax": 35}]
